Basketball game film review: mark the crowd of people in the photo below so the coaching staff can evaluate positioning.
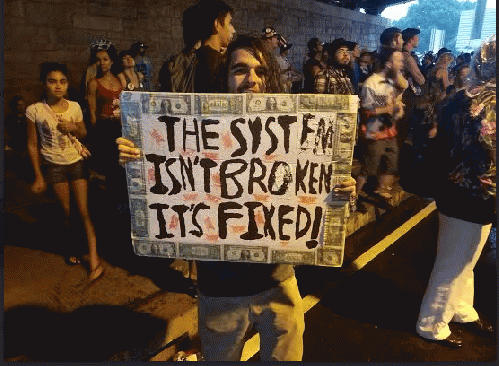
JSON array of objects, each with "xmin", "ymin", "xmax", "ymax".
[{"xmin": 4, "ymin": 0, "xmax": 495, "ymax": 361}]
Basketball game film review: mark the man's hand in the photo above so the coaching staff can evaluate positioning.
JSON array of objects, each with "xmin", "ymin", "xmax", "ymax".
[
  {"xmin": 116, "ymin": 137, "xmax": 141, "ymax": 164},
  {"xmin": 333, "ymin": 176, "xmax": 356, "ymax": 199}
]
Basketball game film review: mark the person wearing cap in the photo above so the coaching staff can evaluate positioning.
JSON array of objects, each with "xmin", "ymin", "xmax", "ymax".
[
  {"xmin": 402, "ymin": 28, "xmax": 425, "ymax": 87},
  {"xmin": 262, "ymin": 27, "xmax": 281, "ymax": 53},
  {"xmin": 303, "ymin": 38, "xmax": 326, "ymax": 93},
  {"xmin": 314, "ymin": 38, "xmax": 355, "ymax": 95},
  {"xmin": 131, "ymin": 41, "xmax": 154, "ymax": 91},
  {"xmin": 275, "ymin": 35, "xmax": 302, "ymax": 92},
  {"xmin": 379, "ymin": 27, "xmax": 404, "ymax": 52},
  {"xmin": 397, "ymin": 27, "xmax": 426, "ymax": 148}
]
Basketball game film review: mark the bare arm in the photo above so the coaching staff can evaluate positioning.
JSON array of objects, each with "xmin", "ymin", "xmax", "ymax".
[
  {"xmin": 118, "ymin": 73, "xmax": 127, "ymax": 89},
  {"xmin": 405, "ymin": 55, "xmax": 425, "ymax": 86},
  {"xmin": 87, "ymin": 78, "xmax": 98, "ymax": 126},
  {"xmin": 26, "ymin": 118, "xmax": 46, "ymax": 193},
  {"xmin": 437, "ymin": 68, "xmax": 451, "ymax": 91}
]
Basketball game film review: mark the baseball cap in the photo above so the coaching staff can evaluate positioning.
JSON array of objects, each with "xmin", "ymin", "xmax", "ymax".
[
  {"xmin": 402, "ymin": 28, "xmax": 420, "ymax": 43},
  {"xmin": 380, "ymin": 27, "xmax": 402, "ymax": 46}
]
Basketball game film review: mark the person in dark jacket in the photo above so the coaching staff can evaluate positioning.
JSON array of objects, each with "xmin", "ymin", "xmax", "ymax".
[{"xmin": 416, "ymin": 37, "xmax": 496, "ymax": 348}]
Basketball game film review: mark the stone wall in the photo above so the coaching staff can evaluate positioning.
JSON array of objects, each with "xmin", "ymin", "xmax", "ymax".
[{"xmin": 4, "ymin": 0, "xmax": 390, "ymax": 109}]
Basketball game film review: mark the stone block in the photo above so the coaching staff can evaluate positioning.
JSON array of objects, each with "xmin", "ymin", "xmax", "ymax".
[
  {"xmin": 5, "ymin": 25, "xmax": 35, "ymax": 48},
  {"xmin": 88, "ymin": 3, "xmax": 120, "ymax": 18},
  {"xmin": 172, "ymin": 25, "xmax": 183, "ymax": 40},
  {"xmin": 4, "ymin": 52, "xmax": 33, "ymax": 64},
  {"xmin": 4, "ymin": 0, "xmax": 24, "ymax": 18},
  {"xmin": 35, "ymin": 50, "xmax": 76, "ymax": 64},
  {"xmin": 73, "ymin": 15, "xmax": 123, "ymax": 32},
  {"xmin": 157, "ymin": 19, "xmax": 172, "ymax": 33},
  {"xmin": 56, "ymin": 29, "xmax": 105, "ymax": 46},
  {"xmin": 25, "ymin": 2, "xmax": 70, "ymax": 28},
  {"xmin": 158, "ymin": 6, "xmax": 173, "ymax": 18}
]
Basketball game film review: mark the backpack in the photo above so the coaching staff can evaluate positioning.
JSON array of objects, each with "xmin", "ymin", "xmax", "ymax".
[{"xmin": 159, "ymin": 50, "xmax": 198, "ymax": 93}]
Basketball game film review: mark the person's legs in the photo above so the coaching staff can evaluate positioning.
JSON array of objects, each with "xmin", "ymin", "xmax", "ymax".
[
  {"xmin": 52, "ymin": 180, "xmax": 73, "ymax": 251},
  {"xmin": 71, "ymin": 178, "xmax": 99, "ymax": 274},
  {"xmin": 358, "ymin": 139, "xmax": 382, "ymax": 194},
  {"xmin": 452, "ymin": 222, "xmax": 491, "ymax": 323},
  {"xmin": 377, "ymin": 138, "xmax": 399, "ymax": 197},
  {"xmin": 254, "ymin": 276, "xmax": 305, "ymax": 361},
  {"xmin": 417, "ymin": 213, "xmax": 490, "ymax": 339},
  {"xmin": 198, "ymin": 292, "xmax": 252, "ymax": 361}
]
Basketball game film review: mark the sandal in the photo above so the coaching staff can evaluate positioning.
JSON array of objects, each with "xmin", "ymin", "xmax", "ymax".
[
  {"xmin": 65, "ymin": 256, "xmax": 82, "ymax": 266},
  {"xmin": 88, "ymin": 263, "xmax": 105, "ymax": 282}
]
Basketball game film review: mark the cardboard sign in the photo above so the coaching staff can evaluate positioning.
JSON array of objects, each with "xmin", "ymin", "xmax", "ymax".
[{"xmin": 120, "ymin": 92, "xmax": 358, "ymax": 267}]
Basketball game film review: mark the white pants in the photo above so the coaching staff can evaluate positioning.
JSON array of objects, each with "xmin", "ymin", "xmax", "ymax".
[
  {"xmin": 416, "ymin": 212, "xmax": 492, "ymax": 340},
  {"xmin": 198, "ymin": 276, "xmax": 305, "ymax": 361}
]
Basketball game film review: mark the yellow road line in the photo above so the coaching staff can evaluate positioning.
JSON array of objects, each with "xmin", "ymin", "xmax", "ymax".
[
  {"xmin": 346, "ymin": 201, "xmax": 436, "ymax": 272},
  {"xmin": 241, "ymin": 201, "xmax": 436, "ymax": 361}
]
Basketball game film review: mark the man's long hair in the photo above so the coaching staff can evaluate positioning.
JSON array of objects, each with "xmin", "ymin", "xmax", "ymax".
[{"xmin": 219, "ymin": 35, "xmax": 286, "ymax": 93}]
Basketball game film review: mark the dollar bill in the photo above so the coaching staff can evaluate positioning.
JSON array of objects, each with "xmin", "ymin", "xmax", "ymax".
[
  {"xmin": 298, "ymin": 94, "xmax": 351, "ymax": 112},
  {"xmin": 195, "ymin": 94, "xmax": 244, "ymax": 115},
  {"xmin": 121, "ymin": 102, "xmax": 143, "ymax": 148},
  {"xmin": 179, "ymin": 243, "xmax": 221, "ymax": 260},
  {"xmin": 133, "ymin": 240, "xmax": 177, "ymax": 258},
  {"xmin": 224, "ymin": 245, "xmax": 268, "ymax": 262},
  {"xmin": 126, "ymin": 160, "xmax": 147, "ymax": 195},
  {"xmin": 130, "ymin": 198, "xmax": 149, "ymax": 238},
  {"xmin": 271, "ymin": 250, "xmax": 315, "ymax": 265},
  {"xmin": 149, "ymin": 94, "xmax": 192, "ymax": 115},
  {"xmin": 246, "ymin": 94, "xmax": 296, "ymax": 113},
  {"xmin": 140, "ymin": 93, "xmax": 150, "ymax": 114},
  {"xmin": 317, "ymin": 248, "xmax": 343, "ymax": 266}
]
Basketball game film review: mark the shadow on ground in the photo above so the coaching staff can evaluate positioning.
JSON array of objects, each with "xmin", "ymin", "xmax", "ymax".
[{"xmin": 4, "ymin": 305, "xmax": 168, "ymax": 361}]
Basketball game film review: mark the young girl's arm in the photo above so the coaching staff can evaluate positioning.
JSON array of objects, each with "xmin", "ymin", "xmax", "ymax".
[
  {"xmin": 26, "ymin": 117, "xmax": 47, "ymax": 193},
  {"xmin": 87, "ymin": 78, "xmax": 98, "ymax": 126},
  {"xmin": 57, "ymin": 111, "xmax": 87, "ymax": 139}
]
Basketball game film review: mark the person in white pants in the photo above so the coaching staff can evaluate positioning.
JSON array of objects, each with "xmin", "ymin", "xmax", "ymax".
[{"xmin": 415, "ymin": 37, "xmax": 496, "ymax": 348}]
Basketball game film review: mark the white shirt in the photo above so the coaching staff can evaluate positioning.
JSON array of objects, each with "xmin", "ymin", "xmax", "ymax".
[{"xmin": 26, "ymin": 101, "xmax": 83, "ymax": 165}]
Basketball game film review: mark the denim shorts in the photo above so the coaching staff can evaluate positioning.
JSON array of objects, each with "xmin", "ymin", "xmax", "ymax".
[{"xmin": 44, "ymin": 159, "xmax": 88, "ymax": 184}]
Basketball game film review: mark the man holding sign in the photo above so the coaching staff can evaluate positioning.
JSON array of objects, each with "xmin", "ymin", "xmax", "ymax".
[{"xmin": 117, "ymin": 35, "xmax": 356, "ymax": 361}]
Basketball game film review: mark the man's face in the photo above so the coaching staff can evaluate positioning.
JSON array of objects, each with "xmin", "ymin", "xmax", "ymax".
[
  {"xmin": 265, "ymin": 35, "xmax": 279, "ymax": 50},
  {"xmin": 392, "ymin": 33, "xmax": 403, "ymax": 51},
  {"xmin": 227, "ymin": 48, "xmax": 266, "ymax": 93},
  {"xmin": 334, "ymin": 46, "xmax": 351, "ymax": 65},
  {"xmin": 352, "ymin": 45, "xmax": 361, "ymax": 59},
  {"xmin": 389, "ymin": 51, "xmax": 404, "ymax": 73},
  {"xmin": 217, "ymin": 13, "xmax": 235, "ymax": 48},
  {"xmin": 16, "ymin": 100, "xmax": 26, "ymax": 114},
  {"xmin": 411, "ymin": 35, "xmax": 420, "ymax": 48}
]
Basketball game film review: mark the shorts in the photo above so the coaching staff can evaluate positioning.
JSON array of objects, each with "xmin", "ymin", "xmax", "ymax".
[
  {"xmin": 44, "ymin": 159, "xmax": 88, "ymax": 184},
  {"xmin": 361, "ymin": 138, "xmax": 399, "ymax": 176}
]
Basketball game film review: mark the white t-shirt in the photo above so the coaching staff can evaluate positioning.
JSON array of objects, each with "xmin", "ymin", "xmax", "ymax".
[
  {"xmin": 360, "ymin": 72, "xmax": 398, "ymax": 140},
  {"xmin": 26, "ymin": 100, "xmax": 84, "ymax": 165}
]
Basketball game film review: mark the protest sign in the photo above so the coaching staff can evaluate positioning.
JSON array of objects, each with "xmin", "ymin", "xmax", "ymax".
[{"xmin": 120, "ymin": 92, "xmax": 358, "ymax": 266}]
